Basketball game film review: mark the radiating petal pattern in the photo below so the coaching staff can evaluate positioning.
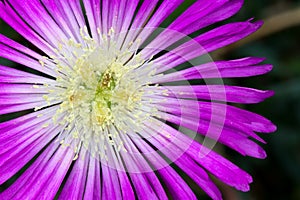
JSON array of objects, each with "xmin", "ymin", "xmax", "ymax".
[{"xmin": 0, "ymin": 0, "xmax": 276, "ymax": 200}]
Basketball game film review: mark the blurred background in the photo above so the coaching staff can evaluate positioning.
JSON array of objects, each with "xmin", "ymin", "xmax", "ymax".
[
  {"xmin": 213, "ymin": 1, "xmax": 300, "ymax": 199},
  {"xmin": 0, "ymin": 0, "xmax": 300, "ymax": 200}
]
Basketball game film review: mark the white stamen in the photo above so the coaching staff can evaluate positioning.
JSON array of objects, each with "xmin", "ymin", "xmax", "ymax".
[{"xmin": 38, "ymin": 27, "xmax": 164, "ymax": 159}]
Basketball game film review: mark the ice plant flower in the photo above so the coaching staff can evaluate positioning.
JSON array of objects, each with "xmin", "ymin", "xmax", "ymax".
[{"xmin": 0, "ymin": 0, "xmax": 276, "ymax": 199}]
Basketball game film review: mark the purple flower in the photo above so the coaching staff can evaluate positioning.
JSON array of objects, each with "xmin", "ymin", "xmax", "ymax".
[{"xmin": 0, "ymin": 0, "xmax": 276, "ymax": 199}]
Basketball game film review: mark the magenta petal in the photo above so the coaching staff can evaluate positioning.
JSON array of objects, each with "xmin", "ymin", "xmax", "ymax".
[
  {"xmin": 132, "ymin": 134, "xmax": 221, "ymax": 200},
  {"xmin": 175, "ymin": 155, "xmax": 222, "ymax": 200},
  {"xmin": 5, "ymin": 0, "xmax": 68, "ymax": 45},
  {"xmin": 0, "ymin": 42, "xmax": 56, "ymax": 77},
  {"xmin": 92, "ymin": 159, "xmax": 102, "ymax": 199},
  {"xmin": 0, "ymin": 83, "xmax": 47, "ymax": 94},
  {"xmin": 82, "ymin": 155, "xmax": 97, "ymax": 199},
  {"xmin": 142, "ymin": 118, "xmax": 254, "ymax": 192},
  {"xmin": 41, "ymin": 0, "xmax": 85, "ymax": 42},
  {"xmin": 152, "ymin": 59, "xmax": 272, "ymax": 83},
  {"xmin": 141, "ymin": 0, "xmax": 244, "ymax": 59},
  {"xmin": 152, "ymin": 21, "xmax": 263, "ymax": 73},
  {"xmin": 120, "ymin": 135, "xmax": 169, "ymax": 200},
  {"xmin": 101, "ymin": 163, "xmax": 123, "ymax": 199},
  {"xmin": 153, "ymin": 85, "xmax": 274, "ymax": 104},
  {"xmin": 0, "ymin": 0, "xmax": 276, "ymax": 199},
  {"xmin": 0, "ymin": 65, "xmax": 54, "ymax": 84},
  {"xmin": 169, "ymin": 0, "xmax": 244, "ymax": 35},
  {"xmin": 120, "ymin": 0, "xmax": 159, "ymax": 48},
  {"xmin": 0, "ymin": 102, "xmax": 45, "ymax": 115},
  {"xmin": 122, "ymin": 0, "xmax": 184, "ymax": 50},
  {"xmin": 151, "ymin": 97, "xmax": 276, "ymax": 134},
  {"xmin": 0, "ymin": 108, "xmax": 61, "ymax": 184},
  {"xmin": 194, "ymin": 144, "xmax": 253, "ymax": 192},
  {"xmin": 0, "ymin": 143, "xmax": 73, "ymax": 199},
  {"xmin": 0, "ymin": 2, "xmax": 55, "ymax": 55},
  {"xmin": 158, "ymin": 111, "xmax": 267, "ymax": 158},
  {"xmin": 141, "ymin": 0, "xmax": 184, "ymax": 29},
  {"xmin": 0, "ymin": 126, "xmax": 58, "ymax": 185},
  {"xmin": 59, "ymin": 149, "xmax": 90, "ymax": 200},
  {"xmin": 122, "ymin": 134, "xmax": 195, "ymax": 200},
  {"xmin": 82, "ymin": 0, "xmax": 102, "ymax": 40},
  {"xmin": 116, "ymin": 171, "xmax": 135, "ymax": 200},
  {"xmin": 153, "ymin": 101, "xmax": 267, "ymax": 144}
]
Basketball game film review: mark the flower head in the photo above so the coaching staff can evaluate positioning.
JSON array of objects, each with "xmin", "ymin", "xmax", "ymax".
[{"xmin": 0, "ymin": 0, "xmax": 276, "ymax": 199}]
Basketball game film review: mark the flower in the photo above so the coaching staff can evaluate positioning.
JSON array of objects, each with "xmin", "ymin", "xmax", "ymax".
[{"xmin": 0, "ymin": 0, "xmax": 276, "ymax": 199}]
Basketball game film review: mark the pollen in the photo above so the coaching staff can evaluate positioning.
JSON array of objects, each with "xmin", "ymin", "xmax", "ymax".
[{"xmin": 38, "ymin": 27, "xmax": 158, "ymax": 159}]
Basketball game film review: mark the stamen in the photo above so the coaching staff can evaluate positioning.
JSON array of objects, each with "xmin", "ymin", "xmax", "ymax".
[{"xmin": 38, "ymin": 26, "xmax": 158, "ymax": 159}]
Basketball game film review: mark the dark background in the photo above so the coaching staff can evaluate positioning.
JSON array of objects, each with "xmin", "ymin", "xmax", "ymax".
[
  {"xmin": 0, "ymin": 1, "xmax": 299, "ymax": 199},
  {"xmin": 213, "ymin": 1, "xmax": 300, "ymax": 200}
]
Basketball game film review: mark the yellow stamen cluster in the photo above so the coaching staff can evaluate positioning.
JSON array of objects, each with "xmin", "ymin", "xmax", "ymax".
[{"xmin": 36, "ymin": 27, "xmax": 157, "ymax": 160}]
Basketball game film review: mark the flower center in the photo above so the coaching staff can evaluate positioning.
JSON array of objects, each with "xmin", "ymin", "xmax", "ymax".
[
  {"xmin": 37, "ymin": 27, "xmax": 156, "ymax": 160},
  {"xmin": 63, "ymin": 54, "xmax": 142, "ymax": 129}
]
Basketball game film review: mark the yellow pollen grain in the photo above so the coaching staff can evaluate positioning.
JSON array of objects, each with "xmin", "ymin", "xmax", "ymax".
[
  {"xmin": 39, "ymin": 26, "xmax": 159, "ymax": 159},
  {"xmin": 39, "ymin": 60, "xmax": 45, "ymax": 67},
  {"xmin": 42, "ymin": 123, "xmax": 49, "ymax": 128},
  {"xmin": 73, "ymin": 154, "xmax": 79, "ymax": 161}
]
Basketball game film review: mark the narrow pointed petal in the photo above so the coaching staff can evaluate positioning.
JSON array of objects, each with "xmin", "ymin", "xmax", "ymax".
[
  {"xmin": 152, "ymin": 85, "xmax": 274, "ymax": 104},
  {"xmin": 0, "ymin": 143, "xmax": 74, "ymax": 199},
  {"xmin": 141, "ymin": 0, "xmax": 244, "ymax": 59},
  {"xmin": 152, "ymin": 21, "xmax": 263, "ymax": 73}
]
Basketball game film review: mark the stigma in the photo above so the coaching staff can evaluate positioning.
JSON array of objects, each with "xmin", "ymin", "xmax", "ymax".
[{"xmin": 36, "ymin": 27, "xmax": 157, "ymax": 160}]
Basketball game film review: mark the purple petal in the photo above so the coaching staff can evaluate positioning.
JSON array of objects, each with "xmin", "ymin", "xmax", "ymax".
[
  {"xmin": 82, "ymin": 155, "xmax": 97, "ymax": 200},
  {"xmin": 5, "ymin": 0, "xmax": 68, "ymax": 46},
  {"xmin": 0, "ymin": 93, "xmax": 44, "ymax": 104},
  {"xmin": 0, "ymin": 83, "xmax": 48, "ymax": 94},
  {"xmin": 158, "ymin": 111, "xmax": 267, "ymax": 158},
  {"xmin": 0, "ymin": 1, "xmax": 54, "ymax": 54},
  {"xmin": 142, "ymin": 118, "xmax": 254, "ymax": 192},
  {"xmin": 59, "ymin": 149, "xmax": 90, "ymax": 199},
  {"xmin": 141, "ymin": 0, "xmax": 244, "ymax": 59},
  {"xmin": 169, "ymin": 0, "xmax": 244, "ymax": 35},
  {"xmin": 132, "ymin": 134, "xmax": 219, "ymax": 200},
  {"xmin": 152, "ymin": 85, "xmax": 274, "ymax": 104},
  {"xmin": 0, "ymin": 108, "xmax": 61, "ymax": 184},
  {"xmin": 152, "ymin": 21, "xmax": 263, "ymax": 73},
  {"xmin": 82, "ymin": 0, "xmax": 102, "ymax": 41},
  {"xmin": 101, "ymin": 163, "xmax": 122, "ymax": 199},
  {"xmin": 175, "ymin": 155, "xmax": 222, "ymax": 200},
  {"xmin": 120, "ymin": 134, "xmax": 169, "ymax": 199},
  {"xmin": 152, "ymin": 100, "xmax": 266, "ymax": 144},
  {"xmin": 152, "ymin": 58, "xmax": 273, "ymax": 82},
  {"xmin": 122, "ymin": 0, "xmax": 184, "ymax": 50},
  {"xmin": 0, "ymin": 102, "xmax": 48, "ymax": 115},
  {"xmin": 153, "ymin": 98, "xmax": 276, "ymax": 134},
  {"xmin": 0, "ymin": 39, "xmax": 56, "ymax": 77},
  {"xmin": 0, "ymin": 65, "xmax": 54, "ymax": 84},
  {"xmin": 0, "ymin": 142, "xmax": 73, "ymax": 199},
  {"xmin": 42, "ymin": 0, "xmax": 85, "ymax": 43},
  {"xmin": 121, "ymin": 0, "xmax": 160, "ymax": 44}
]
